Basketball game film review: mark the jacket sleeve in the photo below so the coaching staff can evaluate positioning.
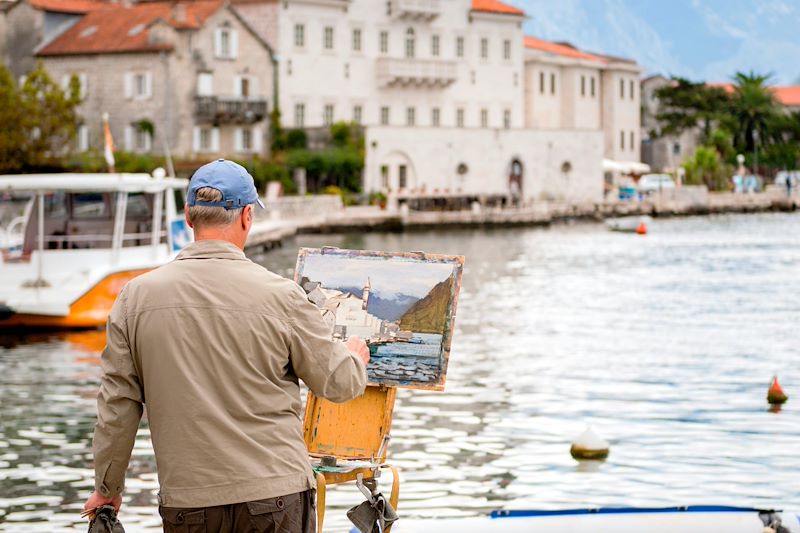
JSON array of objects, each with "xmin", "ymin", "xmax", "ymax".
[
  {"xmin": 288, "ymin": 285, "xmax": 367, "ymax": 403},
  {"xmin": 92, "ymin": 287, "xmax": 144, "ymax": 498}
]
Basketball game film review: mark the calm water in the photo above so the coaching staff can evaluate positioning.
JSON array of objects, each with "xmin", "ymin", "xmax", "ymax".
[{"xmin": 1, "ymin": 213, "xmax": 799, "ymax": 531}]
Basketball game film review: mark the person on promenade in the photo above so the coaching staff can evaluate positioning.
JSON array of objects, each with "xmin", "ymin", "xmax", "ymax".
[{"xmin": 83, "ymin": 159, "xmax": 370, "ymax": 532}]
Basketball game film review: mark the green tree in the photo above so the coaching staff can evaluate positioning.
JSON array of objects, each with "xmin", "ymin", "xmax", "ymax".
[
  {"xmin": 730, "ymin": 71, "xmax": 780, "ymax": 153},
  {"xmin": 17, "ymin": 62, "xmax": 81, "ymax": 169},
  {"xmin": 0, "ymin": 65, "xmax": 26, "ymax": 173},
  {"xmin": 654, "ymin": 77, "xmax": 731, "ymax": 139},
  {"xmin": 683, "ymin": 146, "xmax": 732, "ymax": 190}
]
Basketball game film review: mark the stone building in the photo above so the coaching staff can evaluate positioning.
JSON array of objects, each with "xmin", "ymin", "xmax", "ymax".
[{"xmin": 36, "ymin": 0, "xmax": 274, "ymax": 159}]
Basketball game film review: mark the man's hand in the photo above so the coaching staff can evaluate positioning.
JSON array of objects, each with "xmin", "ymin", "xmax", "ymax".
[
  {"xmin": 83, "ymin": 491, "xmax": 122, "ymax": 517},
  {"xmin": 345, "ymin": 335, "xmax": 370, "ymax": 366}
]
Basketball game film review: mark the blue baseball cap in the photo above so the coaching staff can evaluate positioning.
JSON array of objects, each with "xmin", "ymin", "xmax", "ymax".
[{"xmin": 187, "ymin": 159, "xmax": 265, "ymax": 209}]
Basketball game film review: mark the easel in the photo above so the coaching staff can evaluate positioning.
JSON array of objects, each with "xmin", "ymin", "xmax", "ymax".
[{"xmin": 303, "ymin": 385, "xmax": 400, "ymax": 533}]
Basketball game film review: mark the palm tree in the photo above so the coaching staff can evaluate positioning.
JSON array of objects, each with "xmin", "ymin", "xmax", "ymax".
[{"xmin": 730, "ymin": 71, "xmax": 779, "ymax": 153}]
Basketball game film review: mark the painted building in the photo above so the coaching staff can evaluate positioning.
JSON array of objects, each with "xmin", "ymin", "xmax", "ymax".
[{"xmin": 35, "ymin": 0, "xmax": 274, "ymax": 158}]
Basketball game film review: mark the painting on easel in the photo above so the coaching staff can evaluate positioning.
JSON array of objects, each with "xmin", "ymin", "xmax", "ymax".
[{"xmin": 294, "ymin": 248, "xmax": 464, "ymax": 391}]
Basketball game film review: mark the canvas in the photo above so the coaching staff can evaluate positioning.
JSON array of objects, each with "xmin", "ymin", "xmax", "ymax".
[{"xmin": 294, "ymin": 248, "xmax": 464, "ymax": 391}]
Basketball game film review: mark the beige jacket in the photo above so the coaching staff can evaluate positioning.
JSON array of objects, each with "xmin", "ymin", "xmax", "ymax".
[{"xmin": 93, "ymin": 240, "xmax": 366, "ymax": 507}]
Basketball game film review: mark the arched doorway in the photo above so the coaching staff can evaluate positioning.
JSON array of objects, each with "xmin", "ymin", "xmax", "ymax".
[{"xmin": 508, "ymin": 158, "xmax": 524, "ymax": 206}]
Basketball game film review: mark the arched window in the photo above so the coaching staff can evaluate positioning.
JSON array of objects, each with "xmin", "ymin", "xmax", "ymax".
[{"xmin": 405, "ymin": 28, "xmax": 415, "ymax": 58}]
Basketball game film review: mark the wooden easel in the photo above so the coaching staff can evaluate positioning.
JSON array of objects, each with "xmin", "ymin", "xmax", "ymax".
[{"xmin": 303, "ymin": 385, "xmax": 400, "ymax": 533}]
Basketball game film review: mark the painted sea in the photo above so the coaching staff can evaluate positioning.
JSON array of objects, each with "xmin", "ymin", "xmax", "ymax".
[{"xmin": 369, "ymin": 332, "xmax": 443, "ymax": 384}]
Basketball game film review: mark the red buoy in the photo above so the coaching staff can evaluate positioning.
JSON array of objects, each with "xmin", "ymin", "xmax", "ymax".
[
  {"xmin": 636, "ymin": 222, "xmax": 647, "ymax": 235},
  {"xmin": 767, "ymin": 376, "xmax": 788, "ymax": 405}
]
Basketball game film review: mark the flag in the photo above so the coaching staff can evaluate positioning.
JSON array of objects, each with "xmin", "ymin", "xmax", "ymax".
[{"xmin": 102, "ymin": 112, "xmax": 115, "ymax": 173}]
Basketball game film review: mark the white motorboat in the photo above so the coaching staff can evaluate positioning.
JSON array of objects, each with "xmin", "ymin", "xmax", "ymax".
[
  {"xmin": 606, "ymin": 215, "xmax": 652, "ymax": 233},
  {"xmin": 393, "ymin": 506, "xmax": 800, "ymax": 532},
  {"xmin": 0, "ymin": 170, "xmax": 190, "ymax": 329}
]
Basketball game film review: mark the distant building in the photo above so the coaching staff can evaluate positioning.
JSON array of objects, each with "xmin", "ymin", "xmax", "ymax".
[{"xmin": 35, "ymin": 0, "xmax": 274, "ymax": 158}]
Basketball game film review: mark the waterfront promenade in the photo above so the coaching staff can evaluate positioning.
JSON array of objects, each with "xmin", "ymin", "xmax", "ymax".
[{"xmin": 247, "ymin": 187, "xmax": 799, "ymax": 252}]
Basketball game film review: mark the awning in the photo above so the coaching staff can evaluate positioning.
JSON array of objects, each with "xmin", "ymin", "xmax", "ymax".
[{"xmin": 602, "ymin": 159, "xmax": 651, "ymax": 175}]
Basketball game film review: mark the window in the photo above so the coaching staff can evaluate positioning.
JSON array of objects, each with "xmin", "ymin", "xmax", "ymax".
[
  {"xmin": 72, "ymin": 193, "xmax": 107, "ymax": 219},
  {"xmin": 503, "ymin": 39, "xmax": 511, "ymax": 60},
  {"xmin": 480, "ymin": 108, "xmax": 488, "ymax": 128},
  {"xmin": 673, "ymin": 142, "xmax": 681, "ymax": 155},
  {"xmin": 503, "ymin": 109, "xmax": 511, "ymax": 129},
  {"xmin": 432, "ymin": 107, "xmax": 440, "ymax": 127},
  {"xmin": 294, "ymin": 24, "xmax": 305, "ymax": 47},
  {"xmin": 344, "ymin": 63, "xmax": 350, "ymax": 78},
  {"xmin": 380, "ymin": 106, "xmax": 390, "ymax": 125},
  {"xmin": 405, "ymin": 28, "xmax": 415, "ymax": 58},
  {"xmin": 456, "ymin": 108, "xmax": 464, "ymax": 127},
  {"xmin": 240, "ymin": 128, "xmax": 252, "ymax": 152},
  {"xmin": 581, "ymin": 75, "xmax": 586, "ymax": 96},
  {"xmin": 456, "ymin": 36, "xmax": 464, "ymax": 58},
  {"xmin": 539, "ymin": 71, "xmax": 544, "ymax": 94},
  {"xmin": 406, "ymin": 107, "xmax": 415, "ymax": 126},
  {"xmin": 399, "ymin": 165, "xmax": 407, "ymax": 189},
  {"xmin": 630, "ymin": 131, "xmax": 635, "ymax": 151},
  {"xmin": 324, "ymin": 26, "xmax": 334, "ymax": 50},
  {"xmin": 431, "ymin": 34, "xmax": 440, "ymax": 57},
  {"xmin": 353, "ymin": 105, "xmax": 363, "ymax": 124},
  {"xmin": 480, "ymin": 38, "xmax": 488, "ymax": 59},
  {"xmin": 381, "ymin": 165, "xmax": 389, "ymax": 189},
  {"xmin": 287, "ymin": 59, "xmax": 293, "ymax": 76},
  {"xmin": 135, "ymin": 128, "xmax": 151, "ymax": 152},
  {"xmin": 197, "ymin": 73, "xmax": 213, "ymax": 96},
  {"xmin": 630, "ymin": 80, "xmax": 635, "ymax": 100},
  {"xmin": 590, "ymin": 76, "xmax": 596, "ymax": 97},
  {"xmin": 380, "ymin": 31, "xmax": 389, "ymax": 54},
  {"xmin": 620, "ymin": 79, "xmax": 624, "ymax": 99},
  {"xmin": 193, "ymin": 126, "xmax": 219, "ymax": 153},
  {"xmin": 294, "ymin": 103, "xmax": 305, "ymax": 127},
  {"xmin": 324, "ymin": 104, "xmax": 334, "ymax": 126},
  {"xmin": 235, "ymin": 127, "xmax": 261, "ymax": 153},
  {"xmin": 60, "ymin": 73, "xmax": 87, "ymax": 99},
  {"xmin": 620, "ymin": 130, "xmax": 625, "ymax": 150},
  {"xmin": 550, "ymin": 73, "xmax": 556, "ymax": 94},
  {"xmin": 237, "ymin": 76, "xmax": 250, "ymax": 98},
  {"xmin": 77, "ymin": 124, "xmax": 89, "ymax": 152},
  {"xmin": 125, "ymin": 71, "xmax": 152, "ymax": 100},
  {"xmin": 352, "ymin": 28, "xmax": 362, "ymax": 52},
  {"xmin": 215, "ymin": 28, "xmax": 237, "ymax": 59},
  {"xmin": 514, "ymin": 72, "xmax": 519, "ymax": 86}
]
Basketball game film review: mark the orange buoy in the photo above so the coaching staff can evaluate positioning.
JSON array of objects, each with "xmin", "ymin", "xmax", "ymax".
[
  {"xmin": 767, "ymin": 376, "xmax": 788, "ymax": 405},
  {"xmin": 636, "ymin": 222, "xmax": 647, "ymax": 235}
]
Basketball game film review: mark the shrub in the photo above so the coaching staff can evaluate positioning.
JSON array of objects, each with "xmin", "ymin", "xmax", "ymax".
[
  {"xmin": 285, "ymin": 129, "xmax": 308, "ymax": 150},
  {"xmin": 683, "ymin": 146, "xmax": 733, "ymax": 190}
]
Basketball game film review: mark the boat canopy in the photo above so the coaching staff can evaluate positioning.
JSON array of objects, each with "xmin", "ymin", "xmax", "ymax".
[{"xmin": 0, "ymin": 173, "xmax": 188, "ymax": 193}]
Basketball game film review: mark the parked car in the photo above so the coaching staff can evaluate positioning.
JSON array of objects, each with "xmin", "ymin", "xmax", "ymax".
[
  {"xmin": 774, "ymin": 170, "xmax": 800, "ymax": 187},
  {"xmin": 638, "ymin": 173, "xmax": 676, "ymax": 193}
]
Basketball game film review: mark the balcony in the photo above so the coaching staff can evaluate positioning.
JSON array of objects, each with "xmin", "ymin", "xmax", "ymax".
[
  {"xmin": 389, "ymin": 0, "xmax": 440, "ymax": 20},
  {"xmin": 194, "ymin": 96, "xmax": 267, "ymax": 124},
  {"xmin": 376, "ymin": 58, "xmax": 457, "ymax": 88}
]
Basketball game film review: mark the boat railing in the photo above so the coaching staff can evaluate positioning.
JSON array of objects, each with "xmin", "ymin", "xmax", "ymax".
[{"xmin": 36, "ymin": 231, "xmax": 168, "ymax": 247}]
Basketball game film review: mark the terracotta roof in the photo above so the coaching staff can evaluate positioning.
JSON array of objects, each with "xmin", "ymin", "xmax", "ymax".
[
  {"xmin": 471, "ymin": 0, "xmax": 524, "ymax": 16},
  {"xmin": 773, "ymin": 86, "xmax": 800, "ymax": 107},
  {"xmin": 37, "ymin": 0, "xmax": 222, "ymax": 56},
  {"xmin": 524, "ymin": 36, "xmax": 608, "ymax": 64},
  {"xmin": 27, "ymin": 0, "xmax": 105, "ymax": 14}
]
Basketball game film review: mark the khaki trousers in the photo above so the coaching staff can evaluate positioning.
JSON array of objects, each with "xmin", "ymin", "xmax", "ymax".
[{"xmin": 159, "ymin": 490, "xmax": 315, "ymax": 533}]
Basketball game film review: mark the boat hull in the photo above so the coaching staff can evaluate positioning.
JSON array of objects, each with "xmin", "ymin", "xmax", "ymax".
[{"xmin": 0, "ymin": 269, "xmax": 150, "ymax": 330}]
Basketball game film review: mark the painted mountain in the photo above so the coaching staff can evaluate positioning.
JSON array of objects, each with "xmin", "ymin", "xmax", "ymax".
[
  {"xmin": 399, "ymin": 276, "xmax": 454, "ymax": 334},
  {"xmin": 336, "ymin": 286, "xmax": 420, "ymax": 322}
]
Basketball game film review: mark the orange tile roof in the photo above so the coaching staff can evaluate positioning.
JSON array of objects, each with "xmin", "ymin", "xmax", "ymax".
[
  {"xmin": 773, "ymin": 86, "xmax": 800, "ymax": 107},
  {"xmin": 37, "ymin": 0, "xmax": 222, "ymax": 56},
  {"xmin": 523, "ymin": 36, "xmax": 608, "ymax": 64},
  {"xmin": 28, "ymin": 0, "xmax": 105, "ymax": 14},
  {"xmin": 471, "ymin": 0, "xmax": 524, "ymax": 16}
]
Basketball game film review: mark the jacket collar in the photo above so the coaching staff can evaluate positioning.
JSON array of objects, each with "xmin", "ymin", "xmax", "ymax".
[{"xmin": 176, "ymin": 240, "xmax": 248, "ymax": 261}]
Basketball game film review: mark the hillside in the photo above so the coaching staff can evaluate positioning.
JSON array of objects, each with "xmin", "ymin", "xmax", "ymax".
[{"xmin": 399, "ymin": 276, "xmax": 454, "ymax": 334}]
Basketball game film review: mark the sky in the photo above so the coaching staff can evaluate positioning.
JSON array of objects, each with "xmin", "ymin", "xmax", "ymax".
[
  {"xmin": 300, "ymin": 253, "xmax": 455, "ymax": 299},
  {"xmin": 518, "ymin": 0, "xmax": 800, "ymax": 85}
]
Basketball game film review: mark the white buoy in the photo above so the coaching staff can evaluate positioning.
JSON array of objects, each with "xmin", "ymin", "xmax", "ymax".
[{"xmin": 570, "ymin": 426, "xmax": 610, "ymax": 460}]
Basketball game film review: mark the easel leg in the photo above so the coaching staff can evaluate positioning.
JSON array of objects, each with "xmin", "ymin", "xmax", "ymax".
[
  {"xmin": 315, "ymin": 472, "xmax": 326, "ymax": 533},
  {"xmin": 385, "ymin": 465, "xmax": 400, "ymax": 533}
]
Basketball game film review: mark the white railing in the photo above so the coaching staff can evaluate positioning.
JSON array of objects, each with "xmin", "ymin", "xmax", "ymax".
[
  {"xmin": 390, "ymin": 0, "xmax": 440, "ymax": 18},
  {"xmin": 376, "ymin": 58, "xmax": 457, "ymax": 88}
]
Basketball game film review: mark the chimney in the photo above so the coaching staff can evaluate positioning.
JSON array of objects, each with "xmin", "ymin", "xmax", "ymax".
[{"xmin": 172, "ymin": 2, "xmax": 187, "ymax": 24}]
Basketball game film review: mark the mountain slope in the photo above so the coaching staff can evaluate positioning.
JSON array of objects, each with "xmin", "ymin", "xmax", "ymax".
[{"xmin": 399, "ymin": 276, "xmax": 454, "ymax": 334}]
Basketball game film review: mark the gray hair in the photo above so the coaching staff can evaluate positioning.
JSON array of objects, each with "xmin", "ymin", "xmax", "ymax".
[{"xmin": 187, "ymin": 187, "xmax": 243, "ymax": 228}]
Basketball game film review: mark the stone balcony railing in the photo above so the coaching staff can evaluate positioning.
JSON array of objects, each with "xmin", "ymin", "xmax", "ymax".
[
  {"xmin": 194, "ymin": 96, "xmax": 268, "ymax": 124},
  {"xmin": 389, "ymin": 0, "xmax": 440, "ymax": 20},
  {"xmin": 376, "ymin": 57, "xmax": 457, "ymax": 88}
]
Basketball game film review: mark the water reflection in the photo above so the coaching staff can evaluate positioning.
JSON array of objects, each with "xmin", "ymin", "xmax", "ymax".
[{"xmin": 2, "ymin": 213, "xmax": 800, "ymax": 531}]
